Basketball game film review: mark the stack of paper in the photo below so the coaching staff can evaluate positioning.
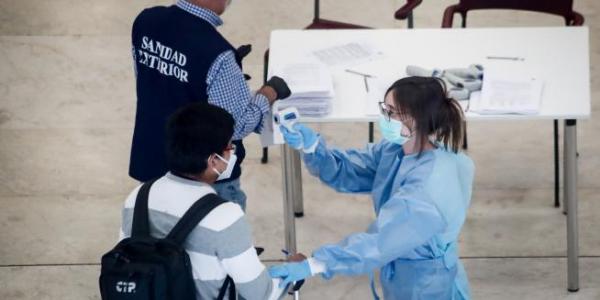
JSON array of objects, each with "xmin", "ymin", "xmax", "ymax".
[{"xmin": 275, "ymin": 63, "xmax": 334, "ymax": 117}]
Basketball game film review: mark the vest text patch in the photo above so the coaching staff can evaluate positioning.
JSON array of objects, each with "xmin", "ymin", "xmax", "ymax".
[{"xmin": 136, "ymin": 36, "xmax": 189, "ymax": 82}]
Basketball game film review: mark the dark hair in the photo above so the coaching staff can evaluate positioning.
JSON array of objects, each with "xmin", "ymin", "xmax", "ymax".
[
  {"xmin": 165, "ymin": 102, "xmax": 234, "ymax": 175},
  {"xmin": 385, "ymin": 76, "xmax": 464, "ymax": 154}
]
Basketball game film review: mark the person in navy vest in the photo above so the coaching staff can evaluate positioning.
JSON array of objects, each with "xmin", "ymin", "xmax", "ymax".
[{"xmin": 129, "ymin": 0, "xmax": 291, "ymax": 211}]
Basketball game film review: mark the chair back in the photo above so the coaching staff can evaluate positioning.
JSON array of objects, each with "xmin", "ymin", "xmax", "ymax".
[
  {"xmin": 458, "ymin": 0, "xmax": 574, "ymax": 17},
  {"xmin": 443, "ymin": 0, "xmax": 583, "ymax": 27}
]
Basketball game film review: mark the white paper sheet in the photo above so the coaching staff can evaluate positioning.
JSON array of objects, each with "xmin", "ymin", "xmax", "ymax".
[
  {"xmin": 278, "ymin": 63, "xmax": 333, "ymax": 97},
  {"xmin": 477, "ymin": 76, "xmax": 544, "ymax": 114},
  {"xmin": 312, "ymin": 42, "xmax": 383, "ymax": 67}
]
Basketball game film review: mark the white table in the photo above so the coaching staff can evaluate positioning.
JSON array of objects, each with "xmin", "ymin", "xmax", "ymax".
[{"xmin": 268, "ymin": 27, "xmax": 590, "ymax": 292}]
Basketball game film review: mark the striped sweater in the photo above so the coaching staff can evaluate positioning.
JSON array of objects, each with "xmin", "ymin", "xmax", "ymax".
[{"xmin": 119, "ymin": 173, "xmax": 283, "ymax": 299}]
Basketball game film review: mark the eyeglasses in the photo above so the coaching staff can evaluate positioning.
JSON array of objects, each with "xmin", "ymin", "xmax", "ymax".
[
  {"xmin": 378, "ymin": 101, "xmax": 401, "ymax": 122},
  {"xmin": 224, "ymin": 143, "xmax": 236, "ymax": 154}
]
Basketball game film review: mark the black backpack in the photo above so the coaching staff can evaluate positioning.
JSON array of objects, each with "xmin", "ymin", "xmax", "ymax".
[{"xmin": 99, "ymin": 179, "xmax": 236, "ymax": 300}]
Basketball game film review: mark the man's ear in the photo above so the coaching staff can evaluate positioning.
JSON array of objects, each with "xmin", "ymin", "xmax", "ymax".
[{"xmin": 207, "ymin": 154, "xmax": 217, "ymax": 168}]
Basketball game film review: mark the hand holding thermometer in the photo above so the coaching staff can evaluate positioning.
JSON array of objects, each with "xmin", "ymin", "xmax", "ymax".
[
  {"xmin": 281, "ymin": 249, "xmax": 305, "ymax": 300},
  {"xmin": 274, "ymin": 107, "xmax": 304, "ymax": 149},
  {"xmin": 274, "ymin": 107, "xmax": 300, "ymax": 132}
]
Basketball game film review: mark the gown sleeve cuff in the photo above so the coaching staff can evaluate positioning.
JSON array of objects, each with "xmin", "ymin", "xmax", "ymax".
[
  {"xmin": 307, "ymin": 257, "xmax": 327, "ymax": 276},
  {"xmin": 302, "ymin": 137, "xmax": 320, "ymax": 154}
]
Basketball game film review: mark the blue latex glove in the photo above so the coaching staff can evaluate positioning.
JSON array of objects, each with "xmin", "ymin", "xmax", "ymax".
[
  {"xmin": 268, "ymin": 261, "xmax": 312, "ymax": 288},
  {"xmin": 280, "ymin": 123, "xmax": 319, "ymax": 152}
]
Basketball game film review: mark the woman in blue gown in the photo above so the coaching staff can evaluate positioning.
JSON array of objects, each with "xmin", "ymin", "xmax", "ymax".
[{"xmin": 269, "ymin": 76, "xmax": 475, "ymax": 299}]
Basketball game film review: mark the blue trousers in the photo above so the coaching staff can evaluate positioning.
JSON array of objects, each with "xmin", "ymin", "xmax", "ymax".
[{"xmin": 213, "ymin": 178, "xmax": 247, "ymax": 211}]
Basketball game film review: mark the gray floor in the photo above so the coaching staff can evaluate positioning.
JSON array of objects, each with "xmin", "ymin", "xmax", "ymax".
[{"xmin": 1, "ymin": 0, "xmax": 599, "ymax": 299}]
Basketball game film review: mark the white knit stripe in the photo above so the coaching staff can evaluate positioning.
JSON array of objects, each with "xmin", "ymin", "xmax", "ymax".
[
  {"xmin": 267, "ymin": 278, "xmax": 287, "ymax": 300},
  {"xmin": 127, "ymin": 177, "xmax": 213, "ymax": 215},
  {"xmin": 123, "ymin": 176, "xmax": 243, "ymax": 232},
  {"xmin": 188, "ymin": 251, "xmax": 228, "ymax": 281},
  {"xmin": 198, "ymin": 202, "xmax": 244, "ymax": 231},
  {"xmin": 220, "ymin": 247, "xmax": 266, "ymax": 284}
]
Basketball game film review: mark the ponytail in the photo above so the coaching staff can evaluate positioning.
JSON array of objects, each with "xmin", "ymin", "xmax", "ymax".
[{"xmin": 437, "ymin": 95, "xmax": 464, "ymax": 153}]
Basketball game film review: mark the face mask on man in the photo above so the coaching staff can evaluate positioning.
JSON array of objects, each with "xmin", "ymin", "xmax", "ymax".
[
  {"xmin": 212, "ymin": 152, "xmax": 237, "ymax": 181},
  {"xmin": 378, "ymin": 115, "xmax": 411, "ymax": 145}
]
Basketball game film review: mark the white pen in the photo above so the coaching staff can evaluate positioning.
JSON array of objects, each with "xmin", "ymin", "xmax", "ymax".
[
  {"xmin": 345, "ymin": 69, "xmax": 374, "ymax": 78},
  {"xmin": 486, "ymin": 56, "xmax": 525, "ymax": 61}
]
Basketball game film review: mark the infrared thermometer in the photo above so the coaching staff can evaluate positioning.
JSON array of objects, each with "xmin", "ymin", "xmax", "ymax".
[{"xmin": 274, "ymin": 107, "xmax": 300, "ymax": 132}]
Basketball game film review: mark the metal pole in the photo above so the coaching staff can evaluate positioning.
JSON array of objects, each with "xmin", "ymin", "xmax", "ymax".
[
  {"xmin": 564, "ymin": 119, "xmax": 579, "ymax": 292},
  {"xmin": 281, "ymin": 144, "xmax": 298, "ymax": 254},
  {"xmin": 407, "ymin": 11, "xmax": 414, "ymax": 29},
  {"xmin": 554, "ymin": 120, "xmax": 560, "ymax": 207},
  {"xmin": 282, "ymin": 144, "xmax": 303, "ymax": 299},
  {"xmin": 314, "ymin": 0, "xmax": 320, "ymax": 21},
  {"xmin": 291, "ymin": 150, "xmax": 305, "ymax": 217}
]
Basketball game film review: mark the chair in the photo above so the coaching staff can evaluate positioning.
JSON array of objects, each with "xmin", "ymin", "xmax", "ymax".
[
  {"xmin": 441, "ymin": 0, "xmax": 584, "ymax": 208},
  {"xmin": 261, "ymin": 0, "xmax": 423, "ymax": 163}
]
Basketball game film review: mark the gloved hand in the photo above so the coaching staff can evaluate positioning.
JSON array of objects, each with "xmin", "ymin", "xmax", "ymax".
[
  {"xmin": 266, "ymin": 76, "xmax": 292, "ymax": 100},
  {"xmin": 406, "ymin": 65, "xmax": 479, "ymax": 100},
  {"xmin": 445, "ymin": 64, "xmax": 483, "ymax": 80},
  {"xmin": 280, "ymin": 124, "xmax": 319, "ymax": 153},
  {"xmin": 268, "ymin": 260, "xmax": 312, "ymax": 288},
  {"xmin": 235, "ymin": 44, "xmax": 252, "ymax": 61}
]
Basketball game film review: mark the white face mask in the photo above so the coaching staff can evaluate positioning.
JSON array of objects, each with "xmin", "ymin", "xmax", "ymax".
[{"xmin": 213, "ymin": 153, "xmax": 237, "ymax": 181}]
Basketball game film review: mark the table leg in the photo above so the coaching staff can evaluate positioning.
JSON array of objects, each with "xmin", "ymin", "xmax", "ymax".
[
  {"xmin": 554, "ymin": 120, "xmax": 560, "ymax": 208},
  {"xmin": 282, "ymin": 144, "xmax": 298, "ymax": 254},
  {"xmin": 564, "ymin": 119, "xmax": 579, "ymax": 292},
  {"xmin": 291, "ymin": 149, "xmax": 305, "ymax": 217}
]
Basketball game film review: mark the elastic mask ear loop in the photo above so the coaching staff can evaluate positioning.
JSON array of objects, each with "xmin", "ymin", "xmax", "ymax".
[{"xmin": 210, "ymin": 154, "xmax": 224, "ymax": 176}]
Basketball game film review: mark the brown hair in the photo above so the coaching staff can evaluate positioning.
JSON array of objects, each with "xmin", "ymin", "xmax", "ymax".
[{"xmin": 385, "ymin": 76, "xmax": 464, "ymax": 154}]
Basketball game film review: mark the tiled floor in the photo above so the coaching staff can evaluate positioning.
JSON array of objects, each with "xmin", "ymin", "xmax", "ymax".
[{"xmin": 0, "ymin": 0, "xmax": 599, "ymax": 299}]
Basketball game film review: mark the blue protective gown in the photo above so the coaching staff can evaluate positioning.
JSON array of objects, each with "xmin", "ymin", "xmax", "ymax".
[{"xmin": 303, "ymin": 138, "xmax": 475, "ymax": 300}]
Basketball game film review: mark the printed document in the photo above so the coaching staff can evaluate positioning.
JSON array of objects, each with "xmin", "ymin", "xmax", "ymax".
[{"xmin": 312, "ymin": 42, "xmax": 383, "ymax": 67}]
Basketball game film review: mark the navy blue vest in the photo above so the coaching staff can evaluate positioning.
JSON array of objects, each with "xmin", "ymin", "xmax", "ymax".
[{"xmin": 129, "ymin": 5, "xmax": 245, "ymax": 182}]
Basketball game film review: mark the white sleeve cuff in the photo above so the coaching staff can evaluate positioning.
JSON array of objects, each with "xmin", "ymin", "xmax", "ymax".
[
  {"xmin": 307, "ymin": 257, "xmax": 327, "ymax": 275},
  {"xmin": 252, "ymin": 93, "xmax": 271, "ymax": 115}
]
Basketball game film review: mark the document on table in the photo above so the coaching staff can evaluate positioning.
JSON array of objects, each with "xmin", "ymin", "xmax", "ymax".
[
  {"xmin": 475, "ymin": 76, "xmax": 544, "ymax": 114},
  {"xmin": 312, "ymin": 42, "xmax": 383, "ymax": 67},
  {"xmin": 469, "ymin": 59, "xmax": 544, "ymax": 115}
]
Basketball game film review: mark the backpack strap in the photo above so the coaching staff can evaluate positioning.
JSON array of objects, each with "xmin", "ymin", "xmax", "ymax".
[
  {"xmin": 216, "ymin": 276, "xmax": 236, "ymax": 300},
  {"xmin": 165, "ymin": 193, "xmax": 226, "ymax": 245},
  {"xmin": 166, "ymin": 193, "xmax": 234, "ymax": 299},
  {"xmin": 131, "ymin": 179, "xmax": 159, "ymax": 238}
]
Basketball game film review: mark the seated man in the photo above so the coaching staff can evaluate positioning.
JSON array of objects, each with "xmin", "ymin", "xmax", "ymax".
[{"xmin": 119, "ymin": 102, "xmax": 287, "ymax": 299}]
